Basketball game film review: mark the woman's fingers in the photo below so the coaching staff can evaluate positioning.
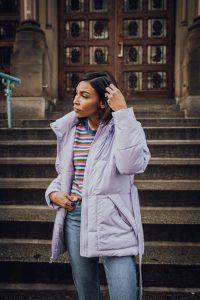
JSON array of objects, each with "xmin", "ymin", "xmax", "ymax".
[
  {"xmin": 50, "ymin": 191, "xmax": 75, "ymax": 210},
  {"xmin": 107, "ymin": 83, "xmax": 117, "ymax": 91},
  {"xmin": 60, "ymin": 193, "xmax": 74, "ymax": 210},
  {"xmin": 104, "ymin": 84, "xmax": 127, "ymax": 111},
  {"xmin": 105, "ymin": 85, "xmax": 116, "ymax": 95},
  {"xmin": 105, "ymin": 92, "xmax": 109, "ymax": 98},
  {"xmin": 105, "ymin": 84, "xmax": 121, "ymax": 100}
]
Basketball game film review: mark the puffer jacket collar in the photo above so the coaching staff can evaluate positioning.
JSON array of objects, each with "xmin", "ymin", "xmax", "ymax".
[{"xmin": 50, "ymin": 111, "xmax": 114, "ymax": 139}]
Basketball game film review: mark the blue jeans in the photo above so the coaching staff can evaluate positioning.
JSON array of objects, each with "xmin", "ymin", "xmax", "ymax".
[{"xmin": 64, "ymin": 202, "xmax": 137, "ymax": 300}]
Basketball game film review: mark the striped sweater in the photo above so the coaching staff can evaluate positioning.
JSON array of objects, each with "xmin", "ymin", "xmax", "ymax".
[{"xmin": 70, "ymin": 117, "xmax": 97, "ymax": 199}]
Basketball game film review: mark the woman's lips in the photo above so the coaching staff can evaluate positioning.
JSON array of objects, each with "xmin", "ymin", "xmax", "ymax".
[{"xmin": 74, "ymin": 107, "xmax": 81, "ymax": 112}]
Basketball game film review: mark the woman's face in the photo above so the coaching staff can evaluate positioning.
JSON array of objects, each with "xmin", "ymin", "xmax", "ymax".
[{"xmin": 73, "ymin": 81, "xmax": 102, "ymax": 119}]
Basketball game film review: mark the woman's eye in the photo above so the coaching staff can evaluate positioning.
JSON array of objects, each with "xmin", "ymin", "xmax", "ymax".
[{"xmin": 82, "ymin": 95, "xmax": 89, "ymax": 99}]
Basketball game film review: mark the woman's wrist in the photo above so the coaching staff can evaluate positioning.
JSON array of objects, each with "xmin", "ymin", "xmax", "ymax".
[
  {"xmin": 113, "ymin": 104, "xmax": 128, "ymax": 111},
  {"xmin": 49, "ymin": 191, "xmax": 59, "ymax": 202}
]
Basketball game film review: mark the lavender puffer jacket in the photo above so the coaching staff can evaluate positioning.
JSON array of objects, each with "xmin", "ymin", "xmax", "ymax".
[{"xmin": 45, "ymin": 108, "xmax": 150, "ymax": 292}]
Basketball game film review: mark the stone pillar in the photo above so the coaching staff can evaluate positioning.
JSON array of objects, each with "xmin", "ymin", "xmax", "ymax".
[
  {"xmin": 188, "ymin": 17, "xmax": 200, "ymax": 95},
  {"xmin": 38, "ymin": 0, "xmax": 58, "ymax": 101},
  {"xmin": 198, "ymin": 0, "xmax": 200, "ymax": 15},
  {"xmin": 179, "ymin": 3, "xmax": 200, "ymax": 116},
  {"xmin": 10, "ymin": 19, "xmax": 46, "ymax": 118},
  {"xmin": 181, "ymin": 0, "xmax": 188, "ymax": 26},
  {"xmin": 22, "ymin": 0, "xmax": 37, "ymax": 20}
]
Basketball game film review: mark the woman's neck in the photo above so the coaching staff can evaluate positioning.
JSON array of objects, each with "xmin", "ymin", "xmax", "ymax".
[{"xmin": 88, "ymin": 117, "xmax": 99, "ymax": 131}]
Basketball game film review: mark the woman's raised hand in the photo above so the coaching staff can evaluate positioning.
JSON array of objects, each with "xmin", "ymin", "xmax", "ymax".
[
  {"xmin": 105, "ymin": 84, "xmax": 127, "ymax": 112},
  {"xmin": 49, "ymin": 191, "xmax": 77, "ymax": 210}
]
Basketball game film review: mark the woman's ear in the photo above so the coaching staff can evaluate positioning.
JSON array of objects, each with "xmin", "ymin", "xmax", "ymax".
[{"xmin": 99, "ymin": 100, "xmax": 106, "ymax": 109}]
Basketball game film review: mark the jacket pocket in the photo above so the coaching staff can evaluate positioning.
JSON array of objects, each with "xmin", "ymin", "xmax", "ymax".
[{"xmin": 97, "ymin": 194, "xmax": 138, "ymax": 251}]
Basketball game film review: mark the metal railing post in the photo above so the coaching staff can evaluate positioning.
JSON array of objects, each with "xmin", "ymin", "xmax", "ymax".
[{"xmin": 0, "ymin": 72, "xmax": 21, "ymax": 128}]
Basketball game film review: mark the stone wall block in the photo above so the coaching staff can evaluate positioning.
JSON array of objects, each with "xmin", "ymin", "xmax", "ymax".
[
  {"xmin": 10, "ymin": 20, "xmax": 46, "ymax": 97},
  {"xmin": 11, "ymin": 64, "xmax": 43, "ymax": 97}
]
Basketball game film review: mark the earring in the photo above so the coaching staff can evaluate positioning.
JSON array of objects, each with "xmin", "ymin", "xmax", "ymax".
[{"xmin": 100, "ymin": 104, "xmax": 105, "ymax": 108}]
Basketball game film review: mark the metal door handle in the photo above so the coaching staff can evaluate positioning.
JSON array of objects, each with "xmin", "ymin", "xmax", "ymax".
[{"xmin": 118, "ymin": 42, "xmax": 123, "ymax": 58}]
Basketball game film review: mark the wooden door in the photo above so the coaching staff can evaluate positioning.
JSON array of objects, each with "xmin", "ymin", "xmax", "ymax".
[{"xmin": 58, "ymin": 0, "xmax": 175, "ymax": 101}]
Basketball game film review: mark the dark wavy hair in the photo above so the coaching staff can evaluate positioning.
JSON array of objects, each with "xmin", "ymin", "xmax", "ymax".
[{"xmin": 73, "ymin": 72, "xmax": 118, "ymax": 125}]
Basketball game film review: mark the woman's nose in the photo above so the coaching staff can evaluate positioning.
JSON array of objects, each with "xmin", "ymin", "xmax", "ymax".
[{"xmin": 73, "ymin": 95, "xmax": 80, "ymax": 105}]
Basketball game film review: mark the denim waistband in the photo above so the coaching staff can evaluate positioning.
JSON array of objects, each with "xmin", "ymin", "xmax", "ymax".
[
  {"xmin": 76, "ymin": 198, "xmax": 82, "ymax": 205},
  {"xmin": 71, "ymin": 198, "xmax": 82, "ymax": 207}
]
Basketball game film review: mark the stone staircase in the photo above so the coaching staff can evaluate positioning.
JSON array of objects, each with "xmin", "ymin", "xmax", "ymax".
[{"xmin": 0, "ymin": 103, "xmax": 200, "ymax": 299}]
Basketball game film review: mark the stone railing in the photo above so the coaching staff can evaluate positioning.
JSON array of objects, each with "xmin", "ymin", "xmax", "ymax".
[{"xmin": 0, "ymin": 71, "xmax": 21, "ymax": 128}]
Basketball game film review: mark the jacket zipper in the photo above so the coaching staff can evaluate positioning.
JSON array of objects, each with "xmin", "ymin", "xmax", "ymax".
[{"xmin": 81, "ymin": 125, "xmax": 103, "ymax": 255}]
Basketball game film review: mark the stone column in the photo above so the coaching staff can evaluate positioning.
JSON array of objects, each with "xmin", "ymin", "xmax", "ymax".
[
  {"xmin": 188, "ymin": 17, "xmax": 200, "ymax": 96},
  {"xmin": 198, "ymin": 0, "xmax": 200, "ymax": 15},
  {"xmin": 10, "ymin": 20, "xmax": 46, "ymax": 118},
  {"xmin": 181, "ymin": 0, "xmax": 188, "ymax": 26},
  {"xmin": 38, "ymin": 0, "xmax": 58, "ymax": 102},
  {"xmin": 180, "ymin": 2, "xmax": 200, "ymax": 116}
]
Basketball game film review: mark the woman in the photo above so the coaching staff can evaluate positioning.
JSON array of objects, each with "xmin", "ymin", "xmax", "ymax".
[{"xmin": 45, "ymin": 72, "xmax": 151, "ymax": 300}]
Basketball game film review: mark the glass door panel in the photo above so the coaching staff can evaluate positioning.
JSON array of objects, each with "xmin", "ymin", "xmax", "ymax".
[
  {"xmin": 116, "ymin": 0, "xmax": 175, "ymax": 98},
  {"xmin": 58, "ymin": 0, "xmax": 115, "ymax": 100}
]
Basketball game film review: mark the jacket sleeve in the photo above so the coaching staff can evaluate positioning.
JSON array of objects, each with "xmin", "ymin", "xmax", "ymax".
[
  {"xmin": 112, "ymin": 107, "xmax": 151, "ymax": 175},
  {"xmin": 45, "ymin": 174, "xmax": 61, "ymax": 209},
  {"xmin": 45, "ymin": 152, "xmax": 61, "ymax": 209}
]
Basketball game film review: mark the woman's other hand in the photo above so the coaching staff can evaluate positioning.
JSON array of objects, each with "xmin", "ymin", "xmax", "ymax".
[
  {"xmin": 105, "ymin": 84, "xmax": 127, "ymax": 111},
  {"xmin": 49, "ymin": 191, "xmax": 77, "ymax": 210}
]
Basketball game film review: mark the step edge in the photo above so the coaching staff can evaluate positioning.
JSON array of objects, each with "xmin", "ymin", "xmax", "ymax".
[
  {"xmin": 1, "ymin": 157, "xmax": 200, "ymax": 164},
  {"xmin": 0, "ymin": 238, "xmax": 200, "ymax": 247},
  {"xmin": 0, "ymin": 283, "xmax": 199, "ymax": 294},
  {"xmin": 0, "ymin": 179, "xmax": 200, "ymax": 190},
  {"xmin": 1, "ymin": 205, "xmax": 200, "ymax": 211}
]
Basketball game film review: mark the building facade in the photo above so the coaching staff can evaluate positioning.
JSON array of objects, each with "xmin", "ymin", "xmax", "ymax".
[{"xmin": 0, "ymin": 0, "xmax": 200, "ymax": 116}]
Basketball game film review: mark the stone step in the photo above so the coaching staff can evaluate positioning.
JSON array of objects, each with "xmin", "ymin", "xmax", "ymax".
[
  {"xmin": 54, "ymin": 100, "xmax": 177, "ymax": 108},
  {"xmin": 1, "ymin": 117, "xmax": 199, "ymax": 128},
  {"xmin": 0, "ymin": 206, "xmax": 199, "ymax": 242},
  {"xmin": 0, "ymin": 187, "xmax": 199, "ymax": 208},
  {"xmin": 0, "ymin": 157, "xmax": 199, "ymax": 179},
  {"xmin": 5, "ymin": 239, "xmax": 199, "ymax": 265},
  {"xmin": 46, "ymin": 110, "xmax": 185, "ymax": 119},
  {"xmin": 0, "ymin": 140, "xmax": 56, "ymax": 157},
  {"xmin": 49, "ymin": 103, "xmax": 179, "ymax": 112},
  {"xmin": 53, "ymin": 102, "xmax": 181, "ymax": 112},
  {"xmin": 0, "ymin": 127, "xmax": 199, "ymax": 140},
  {"xmin": 138, "ymin": 158, "xmax": 200, "ymax": 180},
  {"xmin": 140, "ymin": 118, "xmax": 200, "ymax": 127},
  {"xmin": 0, "ymin": 284, "xmax": 199, "ymax": 300},
  {"xmin": 128, "ymin": 104, "xmax": 180, "ymax": 112},
  {"xmin": 137, "ymin": 180, "xmax": 200, "ymax": 206},
  {"xmin": 0, "ymin": 239, "xmax": 199, "ymax": 288},
  {"xmin": 1, "ymin": 178, "xmax": 199, "ymax": 191},
  {"xmin": 148, "ymin": 140, "xmax": 200, "ymax": 158},
  {"xmin": 1, "ymin": 205, "xmax": 199, "ymax": 224},
  {"xmin": 0, "ymin": 283, "xmax": 106, "ymax": 300},
  {"xmin": 1, "ymin": 139, "xmax": 200, "ymax": 158},
  {"xmin": 122, "ymin": 98, "xmax": 176, "ymax": 105},
  {"xmin": 6, "ymin": 107, "xmax": 183, "ymax": 122},
  {"xmin": 0, "ymin": 179, "xmax": 199, "ymax": 207}
]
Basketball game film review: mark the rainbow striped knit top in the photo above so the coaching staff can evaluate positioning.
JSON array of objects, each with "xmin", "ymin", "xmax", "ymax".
[{"xmin": 70, "ymin": 117, "xmax": 97, "ymax": 199}]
